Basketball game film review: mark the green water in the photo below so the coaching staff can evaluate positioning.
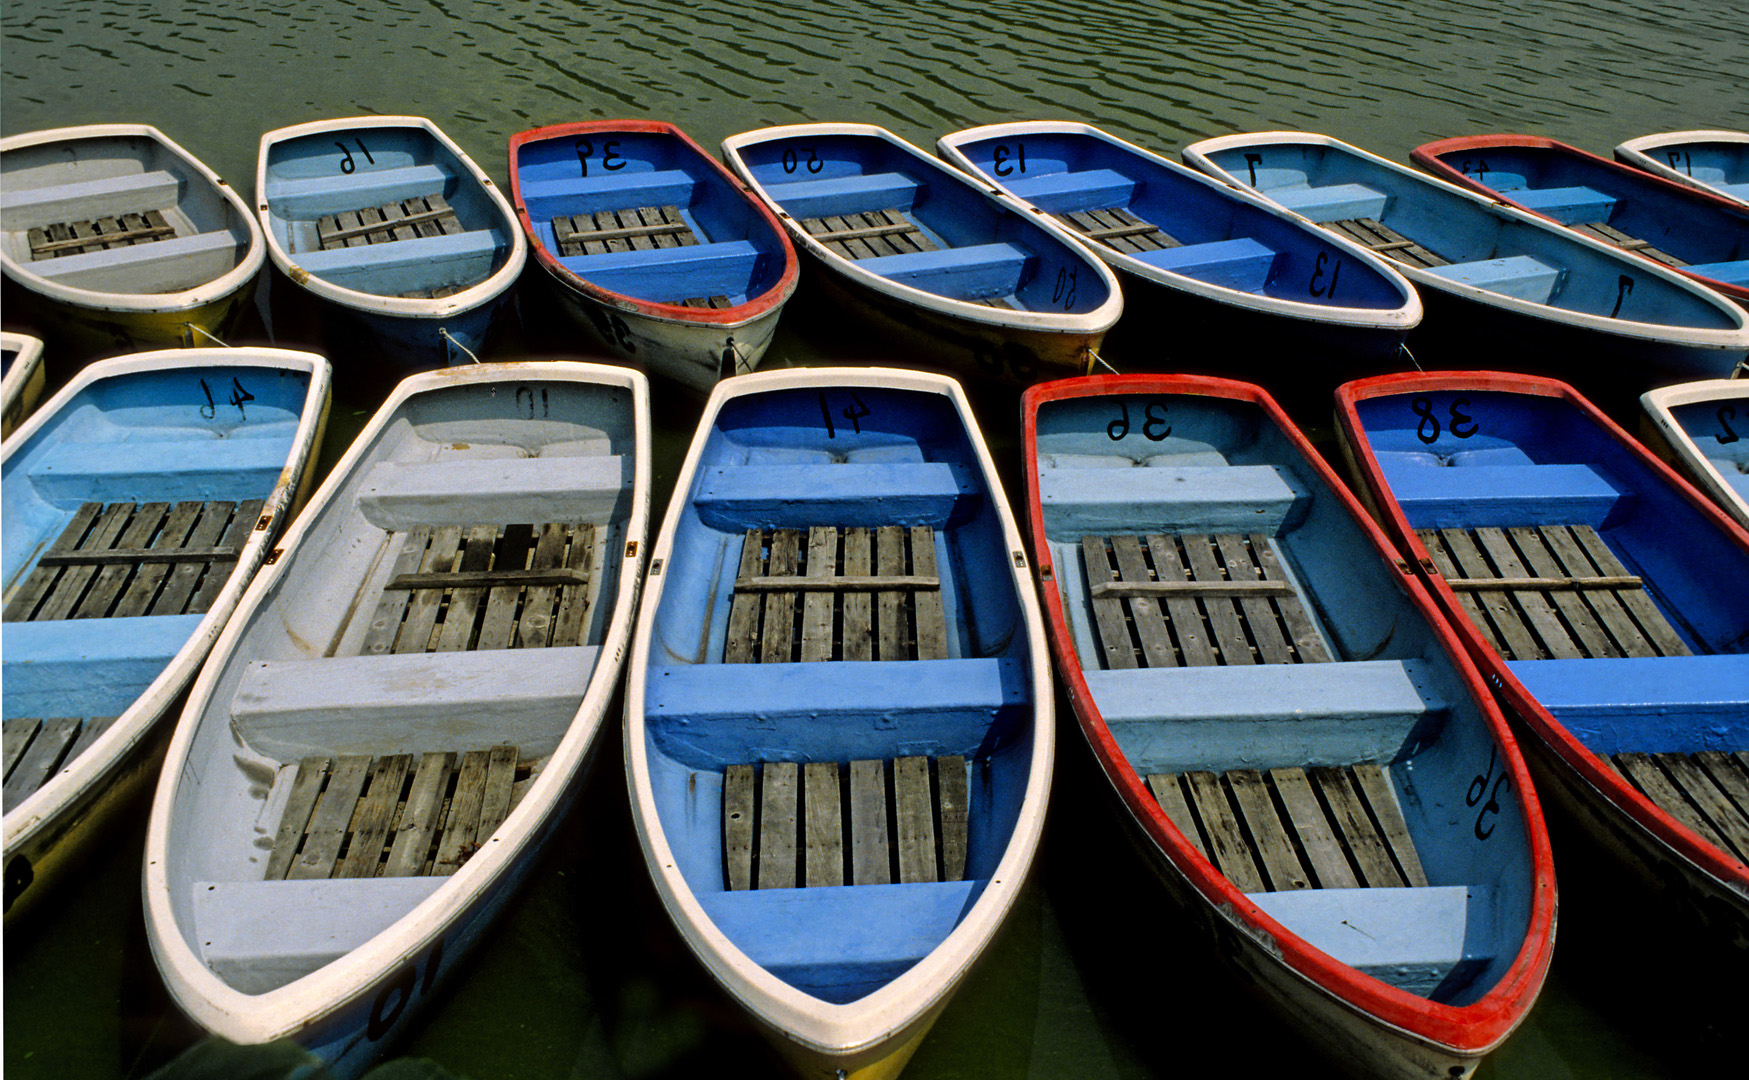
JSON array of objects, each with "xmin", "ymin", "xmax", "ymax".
[{"xmin": 4, "ymin": 0, "xmax": 1747, "ymax": 1076}]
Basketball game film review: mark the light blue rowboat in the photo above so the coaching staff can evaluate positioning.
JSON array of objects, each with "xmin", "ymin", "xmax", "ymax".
[
  {"xmin": 1615, "ymin": 130, "xmax": 1749, "ymax": 208},
  {"xmin": 3, "ymin": 347, "xmax": 331, "ymax": 921},
  {"xmin": 257, "ymin": 116, "xmax": 527, "ymax": 371},
  {"xmin": 1183, "ymin": 132, "xmax": 1749, "ymax": 385},
  {"xmin": 1640, "ymin": 377, "xmax": 1749, "ymax": 529}
]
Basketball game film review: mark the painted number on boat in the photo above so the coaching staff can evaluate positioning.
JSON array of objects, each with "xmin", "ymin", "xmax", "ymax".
[
  {"xmin": 335, "ymin": 139, "xmax": 375, "ymax": 175},
  {"xmin": 1610, "ymin": 275, "xmax": 1635, "ymax": 318},
  {"xmin": 1053, "ymin": 266, "xmax": 1078, "ymax": 309},
  {"xmin": 992, "ymin": 144, "xmax": 1026, "ymax": 177},
  {"xmin": 1244, "ymin": 154, "xmax": 1263, "ymax": 187},
  {"xmin": 1666, "ymin": 150, "xmax": 1693, "ymax": 176},
  {"xmin": 818, "ymin": 390, "xmax": 870, "ymax": 437},
  {"xmin": 575, "ymin": 139, "xmax": 625, "ymax": 177},
  {"xmin": 516, "ymin": 385, "xmax": 550, "ymax": 419},
  {"xmin": 1458, "ymin": 157, "xmax": 1489, "ymax": 181},
  {"xmin": 781, "ymin": 147, "xmax": 823, "ymax": 174},
  {"xmin": 368, "ymin": 937, "xmax": 444, "ymax": 1041},
  {"xmin": 1411, "ymin": 396, "xmax": 1477, "ymax": 444},
  {"xmin": 1466, "ymin": 746, "xmax": 1508, "ymax": 841},
  {"xmin": 1717, "ymin": 406, "xmax": 1741, "ymax": 444},
  {"xmin": 586, "ymin": 306, "xmax": 636, "ymax": 353},
  {"xmin": 199, "ymin": 377, "xmax": 255, "ymax": 421},
  {"xmin": 1107, "ymin": 399, "xmax": 1172, "ymax": 442},
  {"xmin": 1309, "ymin": 251, "xmax": 1342, "ymax": 298}
]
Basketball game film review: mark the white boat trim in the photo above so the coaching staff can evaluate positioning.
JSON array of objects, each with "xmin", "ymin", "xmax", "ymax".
[
  {"xmin": 1641, "ymin": 377, "xmax": 1749, "ymax": 527},
  {"xmin": 1614, "ymin": 130, "xmax": 1749, "ymax": 206}
]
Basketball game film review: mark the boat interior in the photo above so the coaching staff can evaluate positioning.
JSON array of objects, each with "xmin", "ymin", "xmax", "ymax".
[
  {"xmin": 1033, "ymin": 389, "xmax": 1536, "ymax": 1004},
  {"xmin": 2, "ymin": 364, "xmax": 311, "ymax": 811},
  {"xmin": 641, "ymin": 383, "xmax": 1037, "ymax": 1004},
  {"xmin": 1667, "ymin": 396, "xmax": 1749, "ymax": 504},
  {"xmin": 514, "ymin": 129, "xmax": 790, "ymax": 310},
  {"xmin": 735, "ymin": 132, "xmax": 1112, "ymax": 316},
  {"xmin": 263, "ymin": 127, "xmax": 513, "ymax": 300},
  {"xmin": 0, "ymin": 132, "xmax": 254, "ymax": 295},
  {"xmin": 1354, "ymin": 388, "xmax": 1749, "ymax": 866},
  {"xmin": 1197, "ymin": 141, "xmax": 1744, "ymax": 327},
  {"xmin": 161, "ymin": 375, "xmax": 639, "ymax": 995}
]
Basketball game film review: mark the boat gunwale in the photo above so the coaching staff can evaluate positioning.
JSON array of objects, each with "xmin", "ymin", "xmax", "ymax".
[
  {"xmin": 1641, "ymin": 377, "xmax": 1749, "ymax": 528},
  {"xmin": 1613, "ymin": 130, "xmax": 1749, "ymax": 207}
]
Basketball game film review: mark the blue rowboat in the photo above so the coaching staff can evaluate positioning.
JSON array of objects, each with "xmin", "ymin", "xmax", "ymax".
[
  {"xmin": 509, "ymin": 120, "xmax": 799, "ymax": 394},
  {"xmin": 1412, "ymin": 134, "xmax": 1749, "ymax": 308},
  {"xmin": 2, "ymin": 330, "xmax": 46, "ymax": 438},
  {"xmin": 3, "ymin": 347, "xmax": 330, "ymax": 921},
  {"xmin": 1334, "ymin": 370, "xmax": 1749, "ymax": 951},
  {"xmin": 722, "ymin": 123, "xmax": 1122, "ymax": 384},
  {"xmin": 937, "ymin": 121, "xmax": 1421, "ymax": 371},
  {"xmin": 144, "ymin": 361, "xmax": 650, "ymax": 1076},
  {"xmin": 1640, "ymin": 377, "xmax": 1749, "ymax": 529},
  {"xmin": 257, "ymin": 116, "xmax": 527, "ymax": 371},
  {"xmin": 1183, "ymin": 132, "xmax": 1749, "ymax": 385},
  {"xmin": 1615, "ymin": 130, "xmax": 1749, "ymax": 208},
  {"xmin": 0, "ymin": 124, "xmax": 265, "ymax": 354},
  {"xmin": 1023, "ymin": 373, "xmax": 1554, "ymax": 1078},
  {"xmin": 625, "ymin": 367, "xmax": 1053, "ymax": 1078}
]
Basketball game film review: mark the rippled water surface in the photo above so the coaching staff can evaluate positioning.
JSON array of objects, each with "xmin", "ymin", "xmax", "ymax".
[{"xmin": 3, "ymin": 2, "xmax": 1746, "ymax": 1078}]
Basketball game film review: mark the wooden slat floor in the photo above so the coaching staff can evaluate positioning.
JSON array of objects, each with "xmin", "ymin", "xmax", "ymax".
[
  {"xmin": 1147, "ymin": 763, "xmax": 1429, "ymax": 893},
  {"xmin": 800, "ymin": 207, "xmax": 1013, "ymax": 308},
  {"xmin": 264, "ymin": 748, "xmax": 525, "ymax": 879},
  {"xmin": 361, "ymin": 522, "xmax": 595, "ymax": 654},
  {"xmin": 723, "ymin": 755, "xmax": 969, "ymax": 890},
  {"xmin": 1081, "ymin": 533, "xmax": 1331, "ymax": 669},
  {"xmin": 28, "ymin": 209, "xmax": 176, "ymax": 260},
  {"xmin": 2, "ymin": 499, "xmax": 263, "ymax": 623},
  {"xmin": 553, "ymin": 204, "xmax": 733, "ymax": 309},
  {"xmin": 1056, "ymin": 207, "xmax": 1178, "ymax": 254},
  {"xmin": 725, "ymin": 525, "xmax": 948, "ymax": 663},
  {"xmin": 1612, "ymin": 750, "xmax": 1749, "ymax": 862},
  {"xmin": 1, "ymin": 716, "xmax": 119, "ymax": 811},
  {"xmin": 1417, "ymin": 524, "xmax": 1690, "ymax": 661},
  {"xmin": 1326, "ymin": 217, "xmax": 1448, "ymax": 270},
  {"xmin": 1571, "ymin": 220, "xmax": 1688, "ymax": 268},
  {"xmin": 318, "ymin": 192, "xmax": 467, "ymax": 299}
]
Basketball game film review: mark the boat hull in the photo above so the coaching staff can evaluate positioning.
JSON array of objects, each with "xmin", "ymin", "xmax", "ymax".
[
  {"xmin": 1639, "ymin": 378, "xmax": 1749, "ymax": 528},
  {"xmin": 1614, "ymin": 130, "xmax": 1749, "ymax": 207},
  {"xmin": 1, "ymin": 331, "xmax": 47, "ymax": 438}
]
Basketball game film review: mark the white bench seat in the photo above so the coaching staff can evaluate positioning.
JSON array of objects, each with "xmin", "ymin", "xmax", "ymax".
[
  {"xmin": 269, "ymin": 164, "xmax": 453, "ymax": 219},
  {"xmin": 1037, "ymin": 463, "xmax": 1310, "ymax": 538},
  {"xmin": 0, "ymin": 170, "xmax": 181, "ymax": 229},
  {"xmin": 24, "ymin": 231, "xmax": 241, "ymax": 294}
]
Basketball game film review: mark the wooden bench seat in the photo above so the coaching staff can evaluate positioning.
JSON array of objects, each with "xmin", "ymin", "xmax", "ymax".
[
  {"xmin": 1272, "ymin": 183, "xmax": 1390, "ymax": 223},
  {"xmin": 1611, "ymin": 749, "xmax": 1749, "ymax": 862},
  {"xmin": 23, "ymin": 230, "xmax": 242, "ymax": 293},
  {"xmin": 1, "ymin": 715, "xmax": 117, "ymax": 811},
  {"xmin": 0, "ymin": 169, "xmax": 180, "ymax": 229},
  {"xmin": 724, "ymin": 755, "xmax": 968, "ymax": 889},
  {"xmin": 1037, "ymin": 464, "xmax": 1311, "ymax": 536},
  {"xmin": 1421, "ymin": 254, "xmax": 1564, "ymax": 303},
  {"xmin": 356, "ymin": 453, "xmax": 628, "ymax": 530},
  {"xmin": 1132, "ymin": 236, "xmax": 1278, "ymax": 292},
  {"xmin": 1389, "ymin": 464, "xmax": 1629, "ymax": 528},
  {"xmin": 28, "ymin": 209, "xmax": 176, "ymax": 260},
  {"xmin": 1057, "ymin": 206, "xmax": 1178, "ymax": 253},
  {"xmin": 765, "ymin": 172, "xmax": 921, "ymax": 220},
  {"xmin": 1325, "ymin": 217, "xmax": 1448, "ymax": 270}
]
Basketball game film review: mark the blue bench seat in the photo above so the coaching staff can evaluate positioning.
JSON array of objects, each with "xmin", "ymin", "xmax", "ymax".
[
  {"xmin": 764, "ymin": 172, "xmax": 921, "ymax": 219},
  {"xmin": 357, "ymin": 453, "xmax": 630, "ymax": 530},
  {"xmin": 1247, "ymin": 884, "xmax": 1494, "ymax": 997},
  {"xmin": 690, "ymin": 461, "xmax": 980, "ymax": 530},
  {"xmin": 291, "ymin": 229, "xmax": 501, "ymax": 296},
  {"xmin": 1002, "ymin": 168, "xmax": 1137, "ymax": 214},
  {"xmin": 27, "ymin": 231, "xmax": 242, "ymax": 294},
  {"xmin": 1510, "ymin": 185, "xmax": 1618, "ymax": 226},
  {"xmin": 1421, "ymin": 255, "xmax": 1564, "ymax": 304},
  {"xmin": 1, "ymin": 169, "xmax": 181, "ymax": 228},
  {"xmin": 518, "ymin": 168, "xmax": 696, "ymax": 219},
  {"xmin": 1036, "ymin": 463, "xmax": 1310, "ymax": 538},
  {"xmin": 558, "ymin": 239, "xmax": 761, "ymax": 305},
  {"xmin": 1271, "ymin": 183, "xmax": 1390, "ymax": 222},
  {"xmin": 269, "ymin": 164, "xmax": 453, "ymax": 219},
  {"xmin": 24, "ymin": 435, "xmax": 290, "ymax": 504},
  {"xmin": 1507, "ymin": 654, "xmax": 1749, "ymax": 755},
  {"xmin": 1133, "ymin": 237, "xmax": 1278, "ymax": 293},
  {"xmin": 856, "ymin": 243, "xmax": 1029, "ymax": 301},
  {"xmin": 2, "ymin": 612, "xmax": 204, "ymax": 720},
  {"xmin": 1380, "ymin": 462, "xmax": 1629, "ymax": 528},
  {"xmin": 1686, "ymin": 259, "xmax": 1749, "ymax": 287}
]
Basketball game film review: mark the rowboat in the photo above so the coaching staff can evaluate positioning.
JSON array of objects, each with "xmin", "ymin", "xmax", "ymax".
[
  {"xmin": 144, "ymin": 360, "xmax": 650, "ymax": 1075},
  {"xmin": 2, "ymin": 330, "xmax": 46, "ymax": 438},
  {"xmin": 1614, "ymin": 130, "xmax": 1749, "ymax": 208},
  {"xmin": 625, "ymin": 367, "xmax": 1053, "ymax": 1078},
  {"xmin": 1410, "ymin": 134, "xmax": 1749, "ymax": 307},
  {"xmin": 937, "ymin": 121, "xmax": 1421, "ymax": 371},
  {"xmin": 1639, "ymin": 378, "xmax": 1749, "ymax": 528},
  {"xmin": 722, "ymin": 123, "xmax": 1122, "ymax": 384},
  {"xmin": 1022, "ymin": 373, "xmax": 1554, "ymax": 1078},
  {"xmin": 0, "ymin": 124, "xmax": 265, "ymax": 354},
  {"xmin": 4, "ymin": 347, "xmax": 330, "ymax": 921},
  {"xmin": 1182, "ymin": 132, "xmax": 1749, "ymax": 387},
  {"xmin": 508, "ymin": 120, "xmax": 799, "ymax": 393},
  {"xmin": 1333, "ymin": 371, "xmax": 1749, "ymax": 951},
  {"xmin": 256, "ymin": 116, "xmax": 527, "ymax": 371}
]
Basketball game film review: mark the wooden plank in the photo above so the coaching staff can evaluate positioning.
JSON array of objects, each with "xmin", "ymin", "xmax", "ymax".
[
  {"xmin": 1109, "ymin": 535, "xmax": 1176, "ymax": 668},
  {"xmin": 433, "ymin": 749, "xmax": 493, "ymax": 875},
  {"xmin": 733, "ymin": 573, "xmax": 939, "ymax": 593},
  {"xmin": 1327, "ymin": 218, "xmax": 1447, "ymax": 268},
  {"xmin": 434, "ymin": 525, "xmax": 500, "ymax": 651},
  {"xmin": 152, "ymin": 501, "xmax": 240, "ymax": 617},
  {"xmin": 1081, "ymin": 536, "xmax": 1136, "ymax": 670},
  {"xmin": 514, "ymin": 523, "xmax": 570, "ymax": 649},
  {"xmin": 548, "ymin": 523, "xmax": 596, "ymax": 648},
  {"xmin": 1472, "ymin": 527, "xmax": 1581, "ymax": 659},
  {"xmin": 910, "ymin": 527, "xmax": 949, "ymax": 661},
  {"xmin": 757, "ymin": 761, "xmax": 798, "ymax": 889},
  {"xmin": 841, "ymin": 528, "xmax": 874, "ymax": 662},
  {"xmin": 1268, "ymin": 767, "xmax": 1360, "ymax": 889},
  {"xmin": 1144, "ymin": 534, "xmax": 1218, "ymax": 666},
  {"xmin": 1435, "ymin": 527, "xmax": 1542, "ymax": 661},
  {"xmin": 74, "ymin": 502, "xmax": 169, "ymax": 619},
  {"xmin": 397, "ymin": 526, "xmax": 463, "ymax": 653},
  {"xmin": 1569, "ymin": 526, "xmax": 1691, "ymax": 657},
  {"xmin": 1695, "ymin": 751, "xmax": 1749, "ymax": 825},
  {"xmin": 876, "ymin": 525, "xmax": 909, "ymax": 661},
  {"xmin": 893, "ymin": 756, "xmax": 938, "ymax": 883},
  {"xmin": 1309, "ymin": 766, "xmax": 1405, "ymax": 888},
  {"xmin": 725, "ymin": 529, "xmax": 766, "ymax": 664},
  {"xmin": 476, "ymin": 526, "xmax": 535, "ymax": 652},
  {"xmin": 321, "ymin": 198, "xmax": 456, "ymax": 245},
  {"xmin": 189, "ymin": 499, "xmax": 264, "ymax": 615},
  {"xmin": 1226, "ymin": 768, "xmax": 1311, "ymax": 890},
  {"xmin": 288, "ymin": 755, "xmax": 371, "ymax": 880},
  {"xmin": 112, "ymin": 501, "xmax": 201, "ymax": 617},
  {"xmin": 474, "ymin": 744, "xmax": 520, "ymax": 840},
  {"xmin": 1352, "ymin": 763, "xmax": 1429, "ymax": 887},
  {"xmin": 1180, "ymin": 535, "xmax": 1254, "ymax": 665},
  {"xmin": 849, "ymin": 759, "xmax": 890, "ymax": 884},
  {"xmin": 1060, "ymin": 206, "xmax": 1176, "ymax": 251},
  {"xmin": 1574, "ymin": 221, "xmax": 1686, "ymax": 267},
  {"xmin": 1, "ymin": 718, "xmax": 80, "ymax": 810},
  {"xmin": 362, "ymin": 528, "xmax": 433, "ymax": 656},
  {"xmin": 389, "ymin": 565, "xmax": 588, "ymax": 591},
  {"xmin": 937, "ymin": 755, "xmax": 968, "ymax": 882},
  {"xmin": 724, "ymin": 764, "xmax": 756, "ymax": 890},
  {"xmin": 1215, "ymin": 534, "xmax": 1295, "ymax": 665},
  {"xmin": 1535, "ymin": 524, "xmax": 1657, "ymax": 658},
  {"xmin": 1504, "ymin": 526, "xmax": 1618, "ymax": 657},
  {"xmin": 265, "ymin": 757, "xmax": 332, "ymax": 880},
  {"xmin": 800, "ymin": 527, "xmax": 838, "ymax": 662},
  {"xmin": 1146, "ymin": 774, "xmax": 1206, "ymax": 858},
  {"xmin": 1417, "ymin": 528, "xmax": 1510, "ymax": 658},
  {"xmin": 1183, "ymin": 770, "xmax": 1265, "ymax": 891},
  {"xmin": 335, "ymin": 755, "xmax": 412, "ymax": 878},
  {"xmin": 29, "ymin": 214, "xmax": 174, "ymax": 256},
  {"xmin": 5, "ymin": 503, "xmax": 102, "ymax": 622},
  {"xmin": 35, "ymin": 503, "xmax": 133, "ymax": 621},
  {"xmin": 803, "ymin": 761, "xmax": 844, "ymax": 886},
  {"xmin": 1616, "ymin": 752, "xmax": 1731, "ymax": 852},
  {"xmin": 760, "ymin": 529, "xmax": 801, "ymax": 664},
  {"xmin": 1655, "ymin": 753, "xmax": 1749, "ymax": 861},
  {"xmin": 383, "ymin": 752, "xmax": 454, "ymax": 877},
  {"xmin": 1249, "ymin": 533, "xmax": 1332, "ymax": 663},
  {"xmin": 2, "ymin": 719, "xmax": 40, "ymax": 784}
]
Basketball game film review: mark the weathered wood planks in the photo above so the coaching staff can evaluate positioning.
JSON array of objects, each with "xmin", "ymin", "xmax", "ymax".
[
  {"xmin": 552, "ymin": 204, "xmax": 731, "ymax": 308},
  {"xmin": 1416, "ymin": 524, "xmax": 1691, "ymax": 661},
  {"xmin": 1081, "ymin": 533, "xmax": 1331, "ymax": 669},
  {"xmin": 28, "ymin": 209, "xmax": 176, "ymax": 259},
  {"xmin": 264, "ymin": 747, "xmax": 525, "ymax": 880},
  {"xmin": 3, "ymin": 500, "xmax": 263, "ymax": 623},
  {"xmin": 723, "ymin": 755, "xmax": 969, "ymax": 890},
  {"xmin": 725, "ymin": 526, "xmax": 948, "ymax": 663},
  {"xmin": 1146, "ymin": 763, "xmax": 1429, "ymax": 892},
  {"xmin": 318, "ymin": 192, "xmax": 460, "ymax": 249},
  {"xmin": 1326, "ymin": 217, "xmax": 1447, "ymax": 269},
  {"xmin": 1057, "ymin": 207, "xmax": 1178, "ymax": 253},
  {"xmin": 2, "ymin": 716, "xmax": 116, "ymax": 811},
  {"xmin": 1612, "ymin": 750, "xmax": 1749, "ymax": 861},
  {"xmin": 1572, "ymin": 221, "xmax": 1687, "ymax": 268},
  {"xmin": 802, "ymin": 207, "xmax": 936, "ymax": 260}
]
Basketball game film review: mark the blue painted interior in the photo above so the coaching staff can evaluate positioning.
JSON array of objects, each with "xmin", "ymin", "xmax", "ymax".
[
  {"xmin": 736, "ymin": 131, "xmax": 1115, "ymax": 314},
  {"xmin": 1670, "ymin": 397, "xmax": 1749, "ymax": 482},
  {"xmin": 1270, "ymin": 182, "xmax": 1392, "ymax": 222},
  {"xmin": 1385, "ymin": 463, "xmax": 1630, "ymax": 528},
  {"xmin": 948, "ymin": 128, "xmax": 1410, "ymax": 309},
  {"xmin": 1508, "ymin": 185, "xmax": 1618, "ymax": 225},
  {"xmin": 856, "ymin": 242, "xmax": 1031, "ymax": 302},
  {"xmin": 2, "ymin": 613, "xmax": 204, "ymax": 718},
  {"xmin": 289, "ymin": 229, "xmax": 503, "ymax": 298},
  {"xmin": 1421, "ymin": 255, "xmax": 1564, "ymax": 304},
  {"xmin": 1034, "ymin": 388, "xmax": 1541, "ymax": 1005},
  {"xmin": 1507, "ymin": 655, "xmax": 1749, "ymax": 755},
  {"xmin": 639, "ymin": 381, "xmax": 1036, "ymax": 1003},
  {"xmin": 512, "ymin": 128, "xmax": 791, "ymax": 306}
]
